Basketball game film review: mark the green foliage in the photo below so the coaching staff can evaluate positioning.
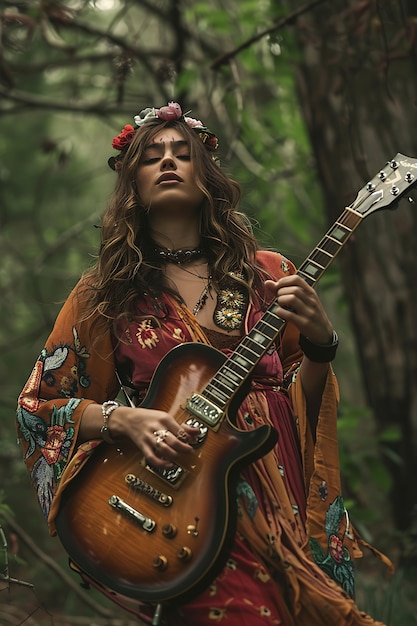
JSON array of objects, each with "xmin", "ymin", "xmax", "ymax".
[
  {"xmin": 1, "ymin": 0, "xmax": 414, "ymax": 620},
  {"xmin": 356, "ymin": 569, "xmax": 417, "ymax": 626},
  {"xmin": 338, "ymin": 403, "xmax": 394, "ymax": 523}
]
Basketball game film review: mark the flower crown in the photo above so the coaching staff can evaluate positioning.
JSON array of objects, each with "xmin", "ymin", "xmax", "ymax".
[{"xmin": 108, "ymin": 101, "xmax": 219, "ymax": 170}]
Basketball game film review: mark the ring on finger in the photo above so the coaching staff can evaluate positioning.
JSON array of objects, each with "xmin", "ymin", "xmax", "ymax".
[
  {"xmin": 153, "ymin": 429, "xmax": 169, "ymax": 444},
  {"xmin": 176, "ymin": 428, "xmax": 189, "ymax": 443}
]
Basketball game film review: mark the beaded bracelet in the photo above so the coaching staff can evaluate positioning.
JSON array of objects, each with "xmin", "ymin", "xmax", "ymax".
[
  {"xmin": 299, "ymin": 330, "xmax": 339, "ymax": 363},
  {"xmin": 101, "ymin": 400, "xmax": 120, "ymax": 444}
]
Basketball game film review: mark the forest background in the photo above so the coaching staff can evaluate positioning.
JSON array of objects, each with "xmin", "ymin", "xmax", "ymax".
[{"xmin": 1, "ymin": 0, "xmax": 417, "ymax": 624}]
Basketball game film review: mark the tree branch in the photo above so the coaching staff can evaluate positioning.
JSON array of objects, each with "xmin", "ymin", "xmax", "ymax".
[
  {"xmin": 2, "ymin": 512, "xmax": 113, "ymax": 618},
  {"xmin": 210, "ymin": 0, "xmax": 330, "ymax": 70}
]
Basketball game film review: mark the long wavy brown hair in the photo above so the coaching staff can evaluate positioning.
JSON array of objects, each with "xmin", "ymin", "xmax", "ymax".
[{"xmin": 78, "ymin": 118, "xmax": 269, "ymax": 339}]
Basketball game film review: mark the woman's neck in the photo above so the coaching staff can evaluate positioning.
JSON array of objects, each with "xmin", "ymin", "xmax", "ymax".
[{"xmin": 149, "ymin": 215, "xmax": 200, "ymax": 251}]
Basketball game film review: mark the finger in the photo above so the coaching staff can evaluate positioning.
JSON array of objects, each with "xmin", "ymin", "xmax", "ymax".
[
  {"xmin": 151, "ymin": 429, "xmax": 194, "ymax": 458},
  {"xmin": 143, "ymin": 443, "xmax": 175, "ymax": 469}
]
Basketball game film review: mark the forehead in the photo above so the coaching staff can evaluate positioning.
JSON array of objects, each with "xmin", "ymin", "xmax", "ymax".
[{"xmin": 146, "ymin": 127, "xmax": 187, "ymax": 147}]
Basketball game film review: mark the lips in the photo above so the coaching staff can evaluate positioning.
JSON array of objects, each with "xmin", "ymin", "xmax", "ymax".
[{"xmin": 157, "ymin": 173, "xmax": 183, "ymax": 184}]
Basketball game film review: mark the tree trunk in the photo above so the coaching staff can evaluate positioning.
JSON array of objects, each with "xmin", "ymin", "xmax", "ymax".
[{"xmin": 289, "ymin": 0, "xmax": 417, "ymax": 550}]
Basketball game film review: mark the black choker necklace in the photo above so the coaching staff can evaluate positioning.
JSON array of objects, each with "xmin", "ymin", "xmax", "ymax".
[{"xmin": 154, "ymin": 246, "xmax": 205, "ymax": 265}]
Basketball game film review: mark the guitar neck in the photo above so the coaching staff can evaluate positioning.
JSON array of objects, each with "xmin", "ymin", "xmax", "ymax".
[
  {"xmin": 202, "ymin": 206, "xmax": 364, "ymax": 411},
  {"xmin": 201, "ymin": 148, "xmax": 417, "ymax": 413}
]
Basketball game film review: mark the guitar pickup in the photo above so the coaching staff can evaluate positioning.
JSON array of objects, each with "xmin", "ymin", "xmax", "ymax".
[{"xmin": 144, "ymin": 459, "xmax": 187, "ymax": 489}]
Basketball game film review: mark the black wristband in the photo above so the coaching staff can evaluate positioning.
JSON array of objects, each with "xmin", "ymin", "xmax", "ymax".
[{"xmin": 299, "ymin": 331, "xmax": 339, "ymax": 363}]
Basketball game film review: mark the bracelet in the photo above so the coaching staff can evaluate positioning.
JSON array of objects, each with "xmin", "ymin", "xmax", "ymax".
[
  {"xmin": 101, "ymin": 400, "xmax": 120, "ymax": 444},
  {"xmin": 299, "ymin": 330, "xmax": 339, "ymax": 363}
]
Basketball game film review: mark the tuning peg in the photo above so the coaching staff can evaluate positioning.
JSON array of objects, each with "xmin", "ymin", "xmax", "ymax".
[
  {"xmin": 389, "ymin": 160, "xmax": 398, "ymax": 169},
  {"xmin": 405, "ymin": 172, "xmax": 415, "ymax": 183},
  {"xmin": 366, "ymin": 182, "xmax": 376, "ymax": 192},
  {"xmin": 379, "ymin": 171, "xmax": 387, "ymax": 180}
]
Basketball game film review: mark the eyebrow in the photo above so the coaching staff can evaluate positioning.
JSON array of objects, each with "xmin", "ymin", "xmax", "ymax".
[{"xmin": 144, "ymin": 140, "xmax": 189, "ymax": 151}]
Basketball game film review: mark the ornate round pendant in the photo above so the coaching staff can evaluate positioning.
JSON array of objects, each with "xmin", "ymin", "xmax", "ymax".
[{"xmin": 214, "ymin": 287, "xmax": 247, "ymax": 330}]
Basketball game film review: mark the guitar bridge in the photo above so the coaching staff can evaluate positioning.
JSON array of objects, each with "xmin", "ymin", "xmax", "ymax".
[
  {"xmin": 125, "ymin": 473, "xmax": 173, "ymax": 507},
  {"xmin": 108, "ymin": 495, "xmax": 156, "ymax": 531}
]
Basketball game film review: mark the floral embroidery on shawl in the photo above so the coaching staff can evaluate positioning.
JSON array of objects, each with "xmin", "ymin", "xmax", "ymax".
[
  {"xmin": 309, "ymin": 496, "xmax": 355, "ymax": 597},
  {"xmin": 237, "ymin": 479, "xmax": 259, "ymax": 520},
  {"xmin": 19, "ymin": 331, "xmax": 90, "ymax": 413},
  {"xmin": 16, "ymin": 397, "xmax": 82, "ymax": 518}
]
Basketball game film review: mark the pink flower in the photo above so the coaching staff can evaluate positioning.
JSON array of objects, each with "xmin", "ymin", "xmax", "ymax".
[
  {"xmin": 157, "ymin": 102, "xmax": 182, "ymax": 121},
  {"xmin": 184, "ymin": 116, "xmax": 204, "ymax": 128}
]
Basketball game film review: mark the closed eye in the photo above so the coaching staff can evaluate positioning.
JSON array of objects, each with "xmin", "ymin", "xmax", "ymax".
[{"xmin": 142, "ymin": 157, "xmax": 160, "ymax": 165}]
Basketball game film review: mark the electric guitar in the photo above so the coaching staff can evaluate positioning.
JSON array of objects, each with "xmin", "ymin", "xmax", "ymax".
[{"xmin": 55, "ymin": 154, "xmax": 417, "ymax": 606}]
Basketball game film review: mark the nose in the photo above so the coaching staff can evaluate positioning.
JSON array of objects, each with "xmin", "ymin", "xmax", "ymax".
[{"xmin": 160, "ymin": 153, "xmax": 176, "ymax": 170}]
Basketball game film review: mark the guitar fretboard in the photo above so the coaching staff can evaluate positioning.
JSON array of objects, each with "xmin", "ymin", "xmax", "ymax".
[{"xmin": 203, "ymin": 206, "xmax": 364, "ymax": 410}]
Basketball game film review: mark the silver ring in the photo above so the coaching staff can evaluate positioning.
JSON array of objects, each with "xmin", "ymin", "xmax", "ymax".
[
  {"xmin": 176, "ymin": 428, "xmax": 189, "ymax": 443},
  {"xmin": 153, "ymin": 429, "xmax": 169, "ymax": 444}
]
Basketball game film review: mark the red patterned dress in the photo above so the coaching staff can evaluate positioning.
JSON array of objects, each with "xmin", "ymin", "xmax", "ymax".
[{"xmin": 17, "ymin": 251, "xmax": 391, "ymax": 625}]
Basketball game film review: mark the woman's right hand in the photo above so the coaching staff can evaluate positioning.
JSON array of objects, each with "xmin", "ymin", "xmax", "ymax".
[
  {"xmin": 79, "ymin": 402, "xmax": 198, "ymax": 470},
  {"xmin": 111, "ymin": 405, "xmax": 198, "ymax": 469}
]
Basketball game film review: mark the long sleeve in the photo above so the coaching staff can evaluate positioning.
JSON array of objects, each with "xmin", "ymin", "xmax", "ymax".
[{"xmin": 16, "ymin": 280, "xmax": 119, "ymax": 532}]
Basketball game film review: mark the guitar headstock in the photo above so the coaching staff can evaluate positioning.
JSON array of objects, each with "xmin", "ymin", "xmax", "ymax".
[{"xmin": 352, "ymin": 153, "xmax": 417, "ymax": 216}]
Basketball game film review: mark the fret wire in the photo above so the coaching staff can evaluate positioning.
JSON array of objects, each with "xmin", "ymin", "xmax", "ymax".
[
  {"xmin": 314, "ymin": 238, "xmax": 342, "ymax": 255},
  {"xmin": 255, "ymin": 319, "xmax": 278, "ymax": 339},
  {"xmin": 248, "ymin": 326, "xmax": 270, "ymax": 340},
  {"xmin": 306, "ymin": 258, "xmax": 325, "ymax": 270},
  {"xmin": 231, "ymin": 352, "xmax": 255, "ymax": 369},
  {"xmin": 262, "ymin": 308, "xmax": 283, "ymax": 324},
  {"xmin": 325, "ymin": 235, "xmax": 344, "ymax": 246},
  {"xmin": 204, "ymin": 386, "xmax": 229, "ymax": 405},
  {"xmin": 209, "ymin": 376, "xmax": 235, "ymax": 395},
  {"xmin": 316, "ymin": 246, "xmax": 333, "ymax": 258},
  {"xmin": 237, "ymin": 343, "xmax": 261, "ymax": 360},
  {"xmin": 219, "ymin": 365, "xmax": 245, "ymax": 384},
  {"xmin": 335, "ymin": 220, "xmax": 353, "ymax": 231},
  {"xmin": 265, "ymin": 309, "xmax": 283, "ymax": 323},
  {"xmin": 298, "ymin": 272, "xmax": 316, "ymax": 286},
  {"xmin": 310, "ymin": 249, "xmax": 332, "ymax": 264}
]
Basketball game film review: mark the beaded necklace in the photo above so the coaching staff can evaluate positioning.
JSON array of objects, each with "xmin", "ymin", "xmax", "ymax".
[{"xmin": 154, "ymin": 246, "xmax": 205, "ymax": 265}]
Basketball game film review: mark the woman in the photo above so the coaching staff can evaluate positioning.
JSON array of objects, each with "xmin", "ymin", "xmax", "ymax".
[{"xmin": 17, "ymin": 102, "xmax": 390, "ymax": 625}]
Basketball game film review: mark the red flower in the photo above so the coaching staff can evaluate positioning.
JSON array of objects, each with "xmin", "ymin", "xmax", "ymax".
[
  {"xmin": 112, "ymin": 124, "xmax": 136, "ymax": 150},
  {"xmin": 206, "ymin": 134, "xmax": 219, "ymax": 150},
  {"xmin": 329, "ymin": 534, "xmax": 344, "ymax": 563},
  {"xmin": 41, "ymin": 425, "xmax": 67, "ymax": 464}
]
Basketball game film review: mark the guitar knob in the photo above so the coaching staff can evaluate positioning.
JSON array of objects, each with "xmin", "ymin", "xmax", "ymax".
[
  {"xmin": 177, "ymin": 546, "xmax": 192, "ymax": 562},
  {"xmin": 162, "ymin": 523, "xmax": 177, "ymax": 538},
  {"xmin": 153, "ymin": 555, "xmax": 168, "ymax": 571}
]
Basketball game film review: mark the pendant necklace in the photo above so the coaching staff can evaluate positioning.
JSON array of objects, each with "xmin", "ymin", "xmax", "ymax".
[
  {"xmin": 165, "ymin": 262, "xmax": 213, "ymax": 317},
  {"xmin": 193, "ymin": 275, "xmax": 213, "ymax": 316}
]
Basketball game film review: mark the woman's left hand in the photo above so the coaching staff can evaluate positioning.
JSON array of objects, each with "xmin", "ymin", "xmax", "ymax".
[{"xmin": 264, "ymin": 275, "xmax": 334, "ymax": 344}]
